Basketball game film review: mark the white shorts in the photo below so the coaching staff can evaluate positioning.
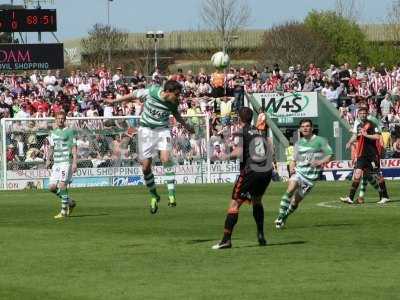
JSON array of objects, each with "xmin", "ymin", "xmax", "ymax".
[
  {"xmin": 289, "ymin": 173, "xmax": 314, "ymax": 198},
  {"xmin": 138, "ymin": 126, "xmax": 172, "ymax": 160},
  {"xmin": 49, "ymin": 163, "xmax": 73, "ymax": 185}
]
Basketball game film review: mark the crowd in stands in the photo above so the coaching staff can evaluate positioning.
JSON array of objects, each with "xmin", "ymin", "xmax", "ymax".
[{"xmin": 2, "ymin": 61, "xmax": 400, "ymax": 170}]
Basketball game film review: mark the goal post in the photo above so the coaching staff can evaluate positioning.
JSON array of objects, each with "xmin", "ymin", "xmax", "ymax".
[{"xmin": 0, "ymin": 114, "xmax": 232, "ymax": 190}]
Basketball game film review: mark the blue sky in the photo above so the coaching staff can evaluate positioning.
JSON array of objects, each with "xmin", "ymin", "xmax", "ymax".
[{"xmin": 7, "ymin": 0, "xmax": 394, "ymax": 41}]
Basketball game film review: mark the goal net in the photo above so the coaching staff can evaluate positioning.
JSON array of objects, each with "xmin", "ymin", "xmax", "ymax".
[{"xmin": 0, "ymin": 114, "xmax": 234, "ymax": 190}]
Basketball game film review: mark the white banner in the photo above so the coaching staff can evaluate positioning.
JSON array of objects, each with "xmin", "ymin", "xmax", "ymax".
[
  {"xmin": 7, "ymin": 159, "xmax": 400, "ymax": 189},
  {"xmin": 112, "ymin": 173, "xmax": 237, "ymax": 187},
  {"xmin": 6, "ymin": 179, "xmax": 43, "ymax": 190},
  {"xmin": 7, "ymin": 162, "xmax": 240, "ymax": 180},
  {"xmin": 323, "ymin": 159, "xmax": 400, "ymax": 170},
  {"xmin": 322, "ymin": 159, "xmax": 400, "ymax": 181},
  {"xmin": 252, "ymin": 92, "xmax": 318, "ymax": 118}
]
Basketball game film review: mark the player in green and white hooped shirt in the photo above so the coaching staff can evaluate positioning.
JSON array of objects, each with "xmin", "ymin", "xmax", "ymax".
[
  {"xmin": 46, "ymin": 111, "xmax": 78, "ymax": 219},
  {"xmin": 275, "ymin": 119, "xmax": 333, "ymax": 229},
  {"xmin": 106, "ymin": 80, "xmax": 194, "ymax": 214}
]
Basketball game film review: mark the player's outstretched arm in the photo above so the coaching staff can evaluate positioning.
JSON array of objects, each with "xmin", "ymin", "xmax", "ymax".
[
  {"xmin": 346, "ymin": 134, "xmax": 357, "ymax": 149},
  {"xmin": 361, "ymin": 131, "xmax": 381, "ymax": 141},
  {"xmin": 227, "ymin": 146, "xmax": 243, "ymax": 161},
  {"xmin": 312, "ymin": 139, "xmax": 333, "ymax": 167},
  {"xmin": 103, "ymin": 90, "xmax": 146, "ymax": 104},
  {"xmin": 311, "ymin": 154, "xmax": 332, "ymax": 167},
  {"xmin": 103, "ymin": 93, "xmax": 138, "ymax": 105},
  {"xmin": 289, "ymin": 160, "xmax": 296, "ymax": 175}
]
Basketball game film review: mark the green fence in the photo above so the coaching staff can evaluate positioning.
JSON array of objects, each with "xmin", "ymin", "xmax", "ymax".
[
  {"xmin": 246, "ymin": 92, "xmax": 352, "ymax": 162},
  {"xmin": 317, "ymin": 93, "xmax": 352, "ymax": 161}
]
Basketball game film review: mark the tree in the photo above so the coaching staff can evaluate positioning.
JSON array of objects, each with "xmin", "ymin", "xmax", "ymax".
[
  {"xmin": 385, "ymin": 0, "xmax": 400, "ymax": 42},
  {"xmin": 0, "ymin": 32, "xmax": 13, "ymax": 44},
  {"xmin": 200, "ymin": 0, "xmax": 251, "ymax": 53},
  {"xmin": 334, "ymin": 0, "xmax": 363, "ymax": 21},
  {"xmin": 259, "ymin": 22, "xmax": 333, "ymax": 69},
  {"xmin": 304, "ymin": 10, "xmax": 367, "ymax": 66},
  {"xmin": 365, "ymin": 41, "xmax": 400, "ymax": 66},
  {"xmin": 81, "ymin": 23, "xmax": 128, "ymax": 66}
]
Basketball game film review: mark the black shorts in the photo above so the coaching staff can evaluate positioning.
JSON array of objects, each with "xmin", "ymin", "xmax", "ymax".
[
  {"xmin": 355, "ymin": 156, "xmax": 380, "ymax": 172},
  {"xmin": 231, "ymin": 169, "xmax": 272, "ymax": 201}
]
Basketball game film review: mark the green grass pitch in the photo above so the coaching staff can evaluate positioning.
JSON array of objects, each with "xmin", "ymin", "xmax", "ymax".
[{"xmin": 1, "ymin": 181, "xmax": 400, "ymax": 300}]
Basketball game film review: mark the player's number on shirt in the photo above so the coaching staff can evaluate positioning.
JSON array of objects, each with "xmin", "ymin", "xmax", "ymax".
[{"xmin": 254, "ymin": 137, "xmax": 266, "ymax": 157}]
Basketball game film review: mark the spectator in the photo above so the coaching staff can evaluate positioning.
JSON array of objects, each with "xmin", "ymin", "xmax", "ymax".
[
  {"xmin": 355, "ymin": 62, "xmax": 365, "ymax": 80},
  {"xmin": 103, "ymin": 96, "xmax": 114, "ymax": 118},
  {"xmin": 196, "ymin": 77, "xmax": 211, "ymax": 97},
  {"xmin": 184, "ymin": 75, "xmax": 197, "ymax": 95},
  {"xmin": 43, "ymin": 70, "xmax": 56, "ymax": 88},
  {"xmin": 380, "ymin": 94, "xmax": 392, "ymax": 118},
  {"xmin": 325, "ymin": 84, "xmax": 338, "ymax": 107},
  {"xmin": 211, "ymin": 142, "xmax": 225, "ymax": 161},
  {"xmin": 86, "ymin": 104, "xmax": 98, "ymax": 117},
  {"xmin": 392, "ymin": 137, "xmax": 400, "ymax": 158},
  {"xmin": 39, "ymin": 138, "xmax": 51, "ymax": 162},
  {"xmin": 30, "ymin": 70, "xmax": 40, "ymax": 84},
  {"xmin": 381, "ymin": 127, "xmax": 392, "ymax": 151},
  {"xmin": 302, "ymin": 77, "xmax": 314, "ymax": 92},
  {"xmin": 14, "ymin": 104, "xmax": 30, "ymax": 119},
  {"xmin": 25, "ymin": 148, "xmax": 43, "ymax": 163},
  {"xmin": 14, "ymin": 134, "xmax": 26, "ymax": 161},
  {"xmin": 112, "ymin": 67, "xmax": 123, "ymax": 83},
  {"xmin": 324, "ymin": 64, "xmax": 337, "ymax": 81},
  {"xmin": 340, "ymin": 108, "xmax": 354, "ymax": 125},
  {"xmin": 220, "ymin": 97, "xmax": 233, "ymax": 126},
  {"xmin": 3, "ymin": 61, "xmax": 400, "ymax": 167},
  {"xmin": 210, "ymin": 70, "xmax": 225, "ymax": 98},
  {"xmin": 348, "ymin": 97, "xmax": 357, "ymax": 119},
  {"xmin": 0, "ymin": 94, "xmax": 12, "ymax": 117},
  {"xmin": 77, "ymin": 136, "xmax": 90, "ymax": 159},
  {"xmin": 339, "ymin": 64, "xmax": 351, "ymax": 88},
  {"xmin": 349, "ymin": 72, "xmax": 360, "ymax": 91}
]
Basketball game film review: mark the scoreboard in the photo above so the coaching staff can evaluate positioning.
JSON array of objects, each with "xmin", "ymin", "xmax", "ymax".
[{"xmin": 0, "ymin": 9, "xmax": 57, "ymax": 32}]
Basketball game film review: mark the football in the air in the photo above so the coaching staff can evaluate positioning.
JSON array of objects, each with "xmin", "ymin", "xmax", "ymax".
[{"xmin": 211, "ymin": 51, "xmax": 230, "ymax": 69}]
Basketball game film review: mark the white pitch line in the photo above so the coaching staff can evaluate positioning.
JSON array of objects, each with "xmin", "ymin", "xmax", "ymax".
[
  {"xmin": 317, "ymin": 199, "xmax": 398, "ymax": 209},
  {"xmin": 316, "ymin": 201, "xmax": 342, "ymax": 209}
]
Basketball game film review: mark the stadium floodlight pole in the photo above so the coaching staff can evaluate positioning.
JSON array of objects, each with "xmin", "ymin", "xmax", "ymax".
[
  {"xmin": 37, "ymin": 2, "xmax": 42, "ymax": 43},
  {"xmin": 107, "ymin": 0, "xmax": 113, "ymax": 66},
  {"xmin": 146, "ymin": 31, "xmax": 164, "ymax": 71}
]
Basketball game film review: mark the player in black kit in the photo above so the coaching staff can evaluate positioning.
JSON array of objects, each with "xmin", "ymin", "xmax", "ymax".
[{"xmin": 212, "ymin": 107, "xmax": 274, "ymax": 249}]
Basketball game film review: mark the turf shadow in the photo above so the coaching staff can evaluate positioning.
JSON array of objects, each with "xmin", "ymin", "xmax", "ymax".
[
  {"xmin": 69, "ymin": 213, "xmax": 110, "ymax": 218},
  {"xmin": 187, "ymin": 239, "xmax": 215, "ymax": 244},
  {"xmin": 239, "ymin": 240, "xmax": 307, "ymax": 248},
  {"xmin": 311, "ymin": 223, "xmax": 355, "ymax": 228},
  {"xmin": 119, "ymin": 243, "xmax": 144, "ymax": 248}
]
